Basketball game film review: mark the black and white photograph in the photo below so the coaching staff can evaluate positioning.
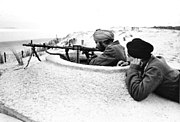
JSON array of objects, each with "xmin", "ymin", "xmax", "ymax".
[{"xmin": 0, "ymin": 0, "xmax": 180, "ymax": 122}]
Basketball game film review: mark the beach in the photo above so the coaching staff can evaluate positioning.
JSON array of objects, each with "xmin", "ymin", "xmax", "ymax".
[
  {"xmin": 0, "ymin": 27, "xmax": 180, "ymax": 122},
  {"xmin": 0, "ymin": 38, "xmax": 54, "ymax": 53}
]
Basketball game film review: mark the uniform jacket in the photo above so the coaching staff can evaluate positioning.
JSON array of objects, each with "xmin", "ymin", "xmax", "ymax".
[
  {"xmin": 125, "ymin": 55, "xmax": 179, "ymax": 103},
  {"xmin": 89, "ymin": 40, "xmax": 127, "ymax": 66}
]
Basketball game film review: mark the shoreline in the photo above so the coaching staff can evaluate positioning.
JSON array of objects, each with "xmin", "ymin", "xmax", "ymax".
[{"xmin": 0, "ymin": 38, "xmax": 54, "ymax": 52}]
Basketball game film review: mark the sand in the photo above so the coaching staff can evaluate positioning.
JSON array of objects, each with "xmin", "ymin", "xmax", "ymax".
[
  {"xmin": 0, "ymin": 113, "xmax": 22, "ymax": 122},
  {"xmin": 0, "ymin": 27, "xmax": 180, "ymax": 122}
]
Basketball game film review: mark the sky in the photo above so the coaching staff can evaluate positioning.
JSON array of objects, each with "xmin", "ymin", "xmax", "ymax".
[{"xmin": 0, "ymin": 0, "xmax": 180, "ymax": 35}]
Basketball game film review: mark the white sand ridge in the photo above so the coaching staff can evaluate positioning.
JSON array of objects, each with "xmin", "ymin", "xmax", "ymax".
[{"xmin": 0, "ymin": 27, "xmax": 180, "ymax": 122}]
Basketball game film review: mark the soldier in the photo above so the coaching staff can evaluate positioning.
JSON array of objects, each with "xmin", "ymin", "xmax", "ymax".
[
  {"xmin": 124, "ymin": 38, "xmax": 179, "ymax": 103},
  {"xmin": 89, "ymin": 29, "xmax": 127, "ymax": 66}
]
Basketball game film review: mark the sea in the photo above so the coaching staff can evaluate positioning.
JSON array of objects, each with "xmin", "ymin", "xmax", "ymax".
[
  {"xmin": 0, "ymin": 39, "xmax": 54, "ymax": 53},
  {"xmin": 0, "ymin": 29, "xmax": 69, "ymax": 53}
]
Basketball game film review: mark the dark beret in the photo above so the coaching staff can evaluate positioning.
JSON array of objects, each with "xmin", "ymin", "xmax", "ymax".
[{"xmin": 126, "ymin": 38, "xmax": 154, "ymax": 59}]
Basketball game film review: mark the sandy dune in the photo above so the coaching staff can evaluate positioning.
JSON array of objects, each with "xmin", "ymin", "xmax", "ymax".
[{"xmin": 0, "ymin": 27, "xmax": 180, "ymax": 122}]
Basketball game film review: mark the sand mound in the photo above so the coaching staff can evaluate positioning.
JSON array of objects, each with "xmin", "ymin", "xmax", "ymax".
[
  {"xmin": 0, "ymin": 55, "xmax": 179, "ymax": 122},
  {"xmin": 0, "ymin": 27, "xmax": 179, "ymax": 122}
]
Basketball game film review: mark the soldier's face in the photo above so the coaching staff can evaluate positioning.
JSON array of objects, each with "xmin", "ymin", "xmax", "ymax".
[{"xmin": 95, "ymin": 41, "xmax": 106, "ymax": 51}]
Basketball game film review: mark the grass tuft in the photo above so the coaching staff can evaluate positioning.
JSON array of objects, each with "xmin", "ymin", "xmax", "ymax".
[{"xmin": 11, "ymin": 49, "xmax": 24, "ymax": 65}]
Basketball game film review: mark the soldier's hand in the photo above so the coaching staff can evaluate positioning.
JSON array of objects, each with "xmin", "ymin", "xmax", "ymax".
[
  {"xmin": 90, "ymin": 54, "xmax": 97, "ymax": 59},
  {"xmin": 130, "ymin": 58, "xmax": 141, "ymax": 65},
  {"xmin": 117, "ymin": 61, "xmax": 130, "ymax": 67}
]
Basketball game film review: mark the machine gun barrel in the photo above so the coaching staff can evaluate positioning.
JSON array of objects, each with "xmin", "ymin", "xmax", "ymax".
[
  {"xmin": 22, "ymin": 43, "xmax": 74, "ymax": 50},
  {"xmin": 22, "ymin": 43, "xmax": 100, "ymax": 52}
]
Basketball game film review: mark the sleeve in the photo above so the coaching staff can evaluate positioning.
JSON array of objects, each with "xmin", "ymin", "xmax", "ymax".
[
  {"xmin": 125, "ymin": 64, "xmax": 163, "ymax": 101},
  {"xmin": 89, "ymin": 46, "xmax": 117, "ymax": 66}
]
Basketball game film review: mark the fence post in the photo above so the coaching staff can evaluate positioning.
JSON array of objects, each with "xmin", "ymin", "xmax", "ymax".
[
  {"xmin": 0, "ymin": 52, "xmax": 4, "ymax": 64},
  {"xmin": 21, "ymin": 50, "xmax": 24, "ymax": 58},
  {"xmin": 4, "ymin": 52, "xmax": 6, "ymax": 63},
  {"xmin": 81, "ymin": 40, "xmax": 84, "ymax": 45}
]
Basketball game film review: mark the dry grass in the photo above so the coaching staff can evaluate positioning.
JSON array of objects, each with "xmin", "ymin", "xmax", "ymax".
[{"xmin": 10, "ymin": 49, "xmax": 24, "ymax": 65}]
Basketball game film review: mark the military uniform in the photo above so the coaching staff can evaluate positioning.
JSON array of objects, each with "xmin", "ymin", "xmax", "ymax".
[{"xmin": 89, "ymin": 41, "xmax": 126, "ymax": 66}]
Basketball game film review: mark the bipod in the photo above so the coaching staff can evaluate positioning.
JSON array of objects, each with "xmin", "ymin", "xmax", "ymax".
[{"xmin": 24, "ymin": 40, "xmax": 41, "ymax": 68}]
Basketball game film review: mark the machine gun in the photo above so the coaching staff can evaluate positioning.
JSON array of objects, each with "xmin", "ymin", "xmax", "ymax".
[{"xmin": 22, "ymin": 40, "xmax": 100, "ymax": 68}]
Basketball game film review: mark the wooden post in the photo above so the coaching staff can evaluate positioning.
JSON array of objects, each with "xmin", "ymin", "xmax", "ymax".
[
  {"xmin": 0, "ymin": 52, "xmax": 4, "ymax": 64},
  {"xmin": 21, "ymin": 51, "xmax": 24, "ymax": 58},
  {"xmin": 81, "ymin": 40, "xmax": 84, "ymax": 45},
  {"xmin": 4, "ymin": 52, "xmax": 6, "ymax": 63},
  {"xmin": 123, "ymin": 37, "xmax": 126, "ymax": 41},
  {"xmin": 74, "ymin": 45, "xmax": 80, "ymax": 63},
  {"xmin": 56, "ymin": 34, "xmax": 58, "ymax": 41}
]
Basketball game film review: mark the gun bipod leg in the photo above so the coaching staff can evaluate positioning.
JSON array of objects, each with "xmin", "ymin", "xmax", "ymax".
[
  {"xmin": 33, "ymin": 47, "xmax": 41, "ymax": 61},
  {"xmin": 24, "ymin": 47, "xmax": 41, "ymax": 68},
  {"xmin": 24, "ymin": 51, "xmax": 33, "ymax": 68}
]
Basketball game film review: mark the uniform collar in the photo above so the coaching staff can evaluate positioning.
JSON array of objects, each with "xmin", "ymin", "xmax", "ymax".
[
  {"xmin": 110, "ymin": 40, "xmax": 120, "ymax": 46},
  {"xmin": 142, "ymin": 54, "xmax": 155, "ymax": 70}
]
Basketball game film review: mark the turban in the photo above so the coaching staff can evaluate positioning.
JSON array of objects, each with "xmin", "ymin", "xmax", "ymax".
[
  {"xmin": 126, "ymin": 38, "xmax": 154, "ymax": 59},
  {"xmin": 93, "ymin": 29, "xmax": 114, "ymax": 42}
]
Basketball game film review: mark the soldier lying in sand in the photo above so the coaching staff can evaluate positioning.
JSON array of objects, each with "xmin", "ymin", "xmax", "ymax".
[{"xmin": 118, "ymin": 38, "xmax": 180, "ymax": 103}]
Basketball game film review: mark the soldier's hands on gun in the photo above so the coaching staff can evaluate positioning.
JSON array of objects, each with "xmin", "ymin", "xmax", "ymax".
[
  {"xmin": 90, "ymin": 53, "xmax": 98, "ymax": 59},
  {"xmin": 117, "ymin": 60, "xmax": 130, "ymax": 67},
  {"xmin": 82, "ymin": 50, "xmax": 97, "ymax": 60}
]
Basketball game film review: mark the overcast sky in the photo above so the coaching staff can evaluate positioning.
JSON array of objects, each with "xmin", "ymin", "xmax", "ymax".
[{"xmin": 0, "ymin": 0, "xmax": 180, "ymax": 32}]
